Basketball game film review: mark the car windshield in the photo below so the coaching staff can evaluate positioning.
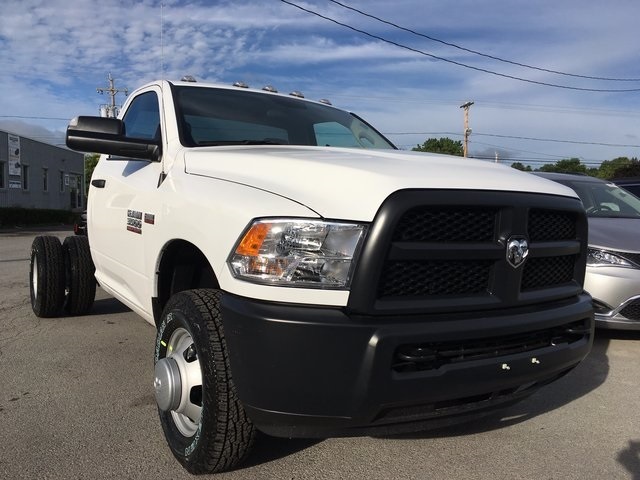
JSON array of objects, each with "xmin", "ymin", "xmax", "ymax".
[
  {"xmin": 172, "ymin": 86, "xmax": 396, "ymax": 150},
  {"xmin": 564, "ymin": 179, "xmax": 640, "ymax": 218}
]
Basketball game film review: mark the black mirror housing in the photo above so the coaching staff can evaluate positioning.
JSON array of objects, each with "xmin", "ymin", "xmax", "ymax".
[{"xmin": 66, "ymin": 116, "xmax": 160, "ymax": 162}]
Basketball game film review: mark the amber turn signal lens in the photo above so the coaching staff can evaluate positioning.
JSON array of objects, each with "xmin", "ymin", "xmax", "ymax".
[{"xmin": 235, "ymin": 223, "xmax": 271, "ymax": 257}]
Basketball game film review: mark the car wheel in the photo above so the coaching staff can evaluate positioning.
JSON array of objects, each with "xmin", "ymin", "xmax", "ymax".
[
  {"xmin": 63, "ymin": 235, "xmax": 96, "ymax": 315},
  {"xmin": 154, "ymin": 289, "xmax": 256, "ymax": 474},
  {"xmin": 30, "ymin": 236, "xmax": 65, "ymax": 317}
]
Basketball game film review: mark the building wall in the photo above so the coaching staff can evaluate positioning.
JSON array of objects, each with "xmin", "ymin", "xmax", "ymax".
[{"xmin": 0, "ymin": 130, "xmax": 85, "ymax": 211}]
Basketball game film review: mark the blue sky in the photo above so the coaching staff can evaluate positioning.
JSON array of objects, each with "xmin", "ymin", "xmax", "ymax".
[{"xmin": 2, "ymin": 0, "xmax": 640, "ymax": 168}]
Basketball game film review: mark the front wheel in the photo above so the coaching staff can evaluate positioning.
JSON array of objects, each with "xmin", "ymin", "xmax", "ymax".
[{"xmin": 154, "ymin": 289, "xmax": 256, "ymax": 474}]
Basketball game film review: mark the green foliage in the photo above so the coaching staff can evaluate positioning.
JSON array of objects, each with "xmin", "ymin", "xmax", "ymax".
[
  {"xmin": 526, "ymin": 156, "xmax": 640, "ymax": 178},
  {"xmin": 510, "ymin": 162, "xmax": 532, "ymax": 171},
  {"xmin": 84, "ymin": 153, "xmax": 100, "ymax": 192},
  {"xmin": 598, "ymin": 157, "xmax": 640, "ymax": 180},
  {"xmin": 413, "ymin": 137, "xmax": 463, "ymax": 156},
  {"xmin": 410, "ymin": 135, "xmax": 640, "ymax": 180},
  {"xmin": 536, "ymin": 158, "xmax": 587, "ymax": 174}
]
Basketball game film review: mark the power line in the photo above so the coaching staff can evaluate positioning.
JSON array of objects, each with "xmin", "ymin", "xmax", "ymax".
[
  {"xmin": 327, "ymin": 0, "xmax": 640, "ymax": 83},
  {"xmin": 473, "ymin": 132, "xmax": 640, "ymax": 148},
  {"xmin": 0, "ymin": 115, "xmax": 70, "ymax": 121},
  {"xmin": 383, "ymin": 131, "xmax": 640, "ymax": 149},
  {"xmin": 280, "ymin": 0, "xmax": 640, "ymax": 92}
]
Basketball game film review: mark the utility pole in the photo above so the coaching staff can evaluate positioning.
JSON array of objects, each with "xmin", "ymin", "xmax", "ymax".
[
  {"xmin": 460, "ymin": 101, "xmax": 474, "ymax": 158},
  {"xmin": 97, "ymin": 73, "xmax": 128, "ymax": 118}
]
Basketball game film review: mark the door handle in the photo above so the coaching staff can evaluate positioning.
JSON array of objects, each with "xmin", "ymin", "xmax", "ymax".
[{"xmin": 91, "ymin": 179, "xmax": 106, "ymax": 188}]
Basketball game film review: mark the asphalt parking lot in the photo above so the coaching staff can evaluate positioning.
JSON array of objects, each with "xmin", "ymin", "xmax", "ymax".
[{"xmin": 1, "ymin": 228, "xmax": 639, "ymax": 480}]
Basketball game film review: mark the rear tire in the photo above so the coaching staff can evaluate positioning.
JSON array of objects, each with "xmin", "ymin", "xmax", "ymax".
[
  {"xmin": 63, "ymin": 235, "xmax": 96, "ymax": 315},
  {"xmin": 30, "ymin": 236, "xmax": 65, "ymax": 317},
  {"xmin": 154, "ymin": 289, "xmax": 256, "ymax": 474}
]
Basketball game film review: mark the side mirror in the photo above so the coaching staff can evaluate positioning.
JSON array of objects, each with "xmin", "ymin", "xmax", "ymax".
[{"xmin": 66, "ymin": 116, "xmax": 160, "ymax": 162}]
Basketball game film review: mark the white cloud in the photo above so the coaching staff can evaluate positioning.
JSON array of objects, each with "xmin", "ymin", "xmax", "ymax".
[{"xmin": 1, "ymin": 0, "xmax": 640, "ymax": 165}]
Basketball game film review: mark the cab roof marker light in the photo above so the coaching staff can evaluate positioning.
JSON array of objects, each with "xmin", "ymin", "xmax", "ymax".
[
  {"xmin": 318, "ymin": 99, "xmax": 332, "ymax": 105},
  {"xmin": 233, "ymin": 81, "xmax": 249, "ymax": 88},
  {"xmin": 262, "ymin": 85, "xmax": 278, "ymax": 93},
  {"xmin": 289, "ymin": 91, "xmax": 305, "ymax": 98},
  {"xmin": 181, "ymin": 75, "xmax": 197, "ymax": 82}
]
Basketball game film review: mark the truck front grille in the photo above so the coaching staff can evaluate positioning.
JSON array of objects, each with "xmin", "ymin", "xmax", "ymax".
[
  {"xmin": 522, "ymin": 255, "xmax": 576, "ymax": 290},
  {"xmin": 393, "ymin": 207, "xmax": 496, "ymax": 242},
  {"xmin": 348, "ymin": 190, "xmax": 588, "ymax": 315},
  {"xmin": 379, "ymin": 260, "xmax": 491, "ymax": 297},
  {"xmin": 528, "ymin": 209, "xmax": 576, "ymax": 241}
]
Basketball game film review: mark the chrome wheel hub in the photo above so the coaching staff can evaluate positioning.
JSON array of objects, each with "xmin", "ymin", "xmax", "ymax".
[
  {"xmin": 154, "ymin": 327, "xmax": 203, "ymax": 437},
  {"xmin": 154, "ymin": 357, "xmax": 182, "ymax": 411}
]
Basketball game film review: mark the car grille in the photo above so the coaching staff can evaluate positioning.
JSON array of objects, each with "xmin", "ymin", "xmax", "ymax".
[
  {"xmin": 522, "ymin": 255, "xmax": 576, "ymax": 290},
  {"xmin": 528, "ymin": 209, "xmax": 576, "ymax": 241},
  {"xmin": 619, "ymin": 300, "xmax": 640, "ymax": 320},
  {"xmin": 348, "ymin": 190, "xmax": 588, "ymax": 315},
  {"xmin": 379, "ymin": 260, "xmax": 492, "ymax": 297},
  {"xmin": 393, "ymin": 207, "xmax": 496, "ymax": 242}
]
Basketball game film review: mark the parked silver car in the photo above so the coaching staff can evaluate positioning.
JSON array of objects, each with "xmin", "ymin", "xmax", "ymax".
[{"xmin": 535, "ymin": 172, "xmax": 640, "ymax": 330}]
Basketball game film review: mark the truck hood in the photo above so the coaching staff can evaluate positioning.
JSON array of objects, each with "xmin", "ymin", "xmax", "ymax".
[{"xmin": 183, "ymin": 146, "xmax": 577, "ymax": 220}]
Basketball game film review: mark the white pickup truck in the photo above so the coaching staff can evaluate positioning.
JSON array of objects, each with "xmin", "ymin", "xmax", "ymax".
[{"xmin": 30, "ymin": 78, "xmax": 593, "ymax": 474}]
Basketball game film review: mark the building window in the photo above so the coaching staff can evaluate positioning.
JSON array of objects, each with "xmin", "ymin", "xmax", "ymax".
[
  {"xmin": 22, "ymin": 165, "xmax": 29, "ymax": 191},
  {"xmin": 60, "ymin": 171, "xmax": 65, "ymax": 192},
  {"xmin": 0, "ymin": 162, "xmax": 5, "ymax": 189},
  {"xmin": 43, "ymin": 168, "xmax": 49, "ymax": 192}
]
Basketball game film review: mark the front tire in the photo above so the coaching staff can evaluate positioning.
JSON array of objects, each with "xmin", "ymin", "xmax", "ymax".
[
  {"xmin": 30, "ymin": 236, "xmax": 65, "ymax": 317},
  {"xmin": 154, "ymin": 289, "xmax": 256, "ymax": 474}
]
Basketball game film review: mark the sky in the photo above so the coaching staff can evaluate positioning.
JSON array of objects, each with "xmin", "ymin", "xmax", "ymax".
[{"xmin": 2, "ymin": 0, "xmax": 640, "ymax": 169}]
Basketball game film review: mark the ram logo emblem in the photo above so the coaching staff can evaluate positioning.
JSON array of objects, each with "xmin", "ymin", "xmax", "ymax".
[{"xmin": 507, "ymin": 237, "xmax": 529, "ymax": 268}]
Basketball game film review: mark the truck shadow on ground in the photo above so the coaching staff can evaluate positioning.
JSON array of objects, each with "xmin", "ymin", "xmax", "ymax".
[
  {"xmin": 242, "ymin": 434, "xmax": 322, "ymax": 469},
  {"xmin": 87, "ymin": 297, "xmax": 133, "ymax": 316},
  {"xmin": 618, "ymin": 439, "xmax": 640, "ymax": 480}
]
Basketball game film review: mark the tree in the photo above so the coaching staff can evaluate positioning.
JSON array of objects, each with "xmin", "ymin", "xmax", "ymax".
[
  {"xmin": 84, "ymin": 153, "xmax": 100, "ymax": 193},
  {"xmin": 413, "ymin": 137, "xmax": 463, "ymax": 156},
  {"xmin": 536, "ymin": 158, "xmax": 587, "ymax": 174},
  {"xmin": 597, "ymin": 157, "xmax": 632, "ymax": 179},
  {"xmin": 511, "ymin": 162, "xmax": 532, "ymax": 172},
  {"xmin": 598, "ymin": 157, "xmax": 640, "ymax": 179}
]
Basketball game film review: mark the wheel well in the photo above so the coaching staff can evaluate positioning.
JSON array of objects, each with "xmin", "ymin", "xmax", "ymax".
[{"xmin": 154, "ymin": 240, "xmax": 219, "ymax": 325}]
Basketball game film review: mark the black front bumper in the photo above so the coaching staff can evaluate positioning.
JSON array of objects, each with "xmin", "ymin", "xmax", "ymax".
[{"xmin": 220, "ymin": 292, "xmax": 593, "ymax": 438}]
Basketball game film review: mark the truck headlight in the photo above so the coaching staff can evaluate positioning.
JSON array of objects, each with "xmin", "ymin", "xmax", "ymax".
[
  {"xmin": 228, "ymin": 219, "xmax": 367, "ymax": 288},
  {"xmin": 587, "ymin": 248, "xmax": 633, "ymax": 268}
]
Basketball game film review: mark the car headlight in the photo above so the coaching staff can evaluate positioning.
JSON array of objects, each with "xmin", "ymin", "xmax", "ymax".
[
  {"xmin": 587, "ymin": 248, "xmax": 633, "ymax": 268},
  {"xmin": 228, "ymin": 219, "xmax": 368, "ymax": 288}
]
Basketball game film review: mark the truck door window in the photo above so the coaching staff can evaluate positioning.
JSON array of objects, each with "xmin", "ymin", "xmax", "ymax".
[{"xmin": 122, "ymin": 92, "xmax": 161, "ymax": 140}]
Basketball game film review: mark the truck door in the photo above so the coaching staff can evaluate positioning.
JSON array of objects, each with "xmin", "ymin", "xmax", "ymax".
[{"xmin": 88, "ymin": 88, "xmax": 164, "ymax": 317}]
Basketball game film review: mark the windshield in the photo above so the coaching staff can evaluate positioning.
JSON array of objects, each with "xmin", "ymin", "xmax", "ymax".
[
  {"xmin": 564, "ymin": 179, "xmax": 640, "ymax": 218},
  {"xmin": 172, "ymin": 86, "xmax": 395, "ymax": 150}
]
